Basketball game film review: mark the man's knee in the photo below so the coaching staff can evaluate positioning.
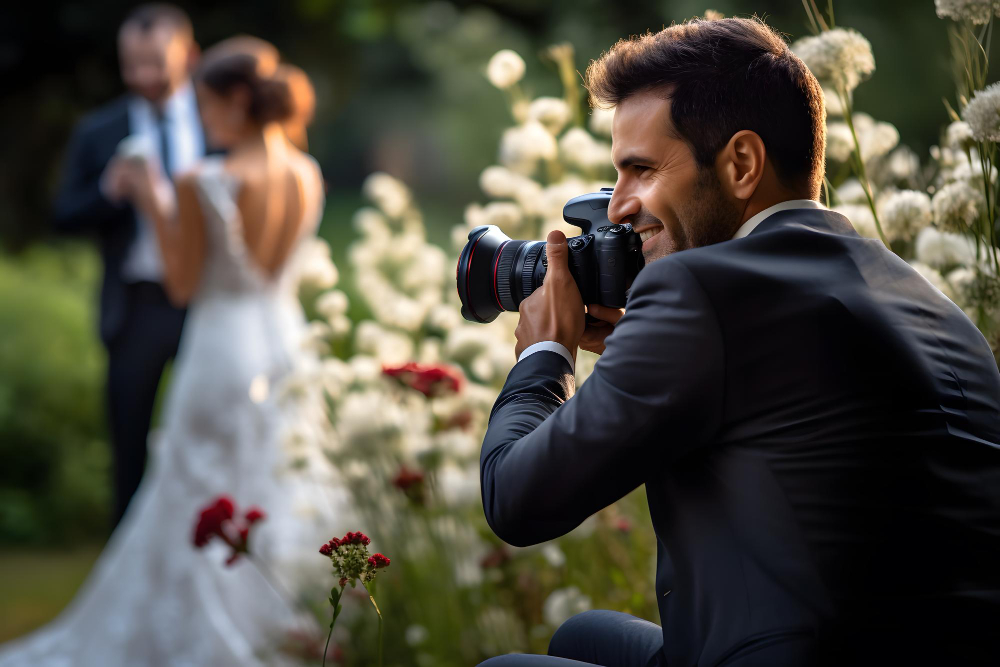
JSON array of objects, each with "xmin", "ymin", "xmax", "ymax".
[{"xmin": 548, "ymin": 609, "xmax": 610, "ymax": 658}]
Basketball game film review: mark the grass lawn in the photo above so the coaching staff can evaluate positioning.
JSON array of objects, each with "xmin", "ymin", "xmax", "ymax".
[{"xmin": 0, "ymin": 545, "xmax": 102, "ymax": 642}]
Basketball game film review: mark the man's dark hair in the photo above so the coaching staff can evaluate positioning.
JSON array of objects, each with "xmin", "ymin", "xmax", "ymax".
[
  {"xmin": 121, "ymin": 3, "xmax": 194, "ymax": 42},
  {"xmin": 586, "ymin": 17, "xmax": 826, "ymax": 198}
]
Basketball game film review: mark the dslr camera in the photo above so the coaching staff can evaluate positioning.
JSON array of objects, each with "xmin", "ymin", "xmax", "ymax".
[{"xmin": 456, "ymin": 188, "xmax": 644, "ymax": 323}]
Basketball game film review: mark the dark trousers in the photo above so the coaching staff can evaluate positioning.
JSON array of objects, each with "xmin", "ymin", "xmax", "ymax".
[
  {"xmin": 105, "ymin": 281, "xmax": 185, "ymax": 526},
  {"xmin": 478, "ymin": 610, "xmax": 665, "ymax": 667}
]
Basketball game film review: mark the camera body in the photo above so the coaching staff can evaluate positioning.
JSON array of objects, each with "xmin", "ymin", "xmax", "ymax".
[{"xmin": 457, "ymin": 188, "xmax": 644, "ymax": 323}]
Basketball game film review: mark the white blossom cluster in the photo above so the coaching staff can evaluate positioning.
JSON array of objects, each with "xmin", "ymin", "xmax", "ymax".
[
  {"xmin": 962, "ymin": 81, "xmax": 1000, "ymax": 142},
  {"xmin": 935, "ymin": 0, "xmax": 1000, "ymax": 24},
  {"xmin": 790, "ymin": 28, "xmax": 875, "ymax": 94}
]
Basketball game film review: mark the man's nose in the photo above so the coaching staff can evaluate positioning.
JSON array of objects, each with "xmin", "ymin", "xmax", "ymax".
[{"xmin": 608, "ymin": 188, "xmax": 640, "ymax": 225}]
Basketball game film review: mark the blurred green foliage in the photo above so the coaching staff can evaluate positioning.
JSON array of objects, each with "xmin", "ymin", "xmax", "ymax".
[{"xmin": 0, "ymin": 244, "xmax": 110, "ymax": 544}]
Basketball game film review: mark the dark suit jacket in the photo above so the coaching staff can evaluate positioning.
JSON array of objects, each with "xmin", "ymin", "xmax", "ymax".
[
  {"xmin": 51, "ymin": 96, "xmax": 136, "ymax": 344},
  {"xmin": 480, "ymin": 209, "xmax": 1000, "ymax": 665}
]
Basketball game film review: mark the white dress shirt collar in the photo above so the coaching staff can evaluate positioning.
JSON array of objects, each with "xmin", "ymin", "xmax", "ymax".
[{"xmin": 731, "ymin": 199, "xmax": 825, "ymax": 240}]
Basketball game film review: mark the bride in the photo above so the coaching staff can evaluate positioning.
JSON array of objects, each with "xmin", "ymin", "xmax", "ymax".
[{"xmin": 0, "ymin": 39, "xmax": 351, "ymax": 666}]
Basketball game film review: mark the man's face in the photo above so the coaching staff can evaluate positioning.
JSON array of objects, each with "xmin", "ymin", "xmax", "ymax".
[
  {"xmin": 609, "ymin": 89, "xmax": 743, "ymax": 264},
  {"xmin": 119, "ymin": 25, "xmax": 191, "ymax": 104}
]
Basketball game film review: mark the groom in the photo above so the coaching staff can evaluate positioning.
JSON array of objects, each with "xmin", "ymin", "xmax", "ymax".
[
  {"xmin": 52, "ymin": 4, "xmax": 205, "ymax": 526},
  {"xmin": 479, "ymin": 17, "xmax": 1000, "ymax": 666}
]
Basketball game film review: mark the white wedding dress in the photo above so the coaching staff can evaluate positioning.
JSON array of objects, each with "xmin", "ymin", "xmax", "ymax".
[{"xmin": 0, "ymin": 156, "xmax": 353, "ymax": 666}]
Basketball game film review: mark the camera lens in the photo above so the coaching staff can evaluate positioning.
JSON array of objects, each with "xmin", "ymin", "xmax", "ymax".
[{"xmin": 456, "ymin": 225, "xmax": 546, "ymax": 323}]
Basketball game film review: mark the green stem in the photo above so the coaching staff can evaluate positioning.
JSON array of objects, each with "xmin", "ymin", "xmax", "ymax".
[
  {"xmin": 322, "ymin": 615, "xmax": 334, "ymax": 667},
  {"xmin": 369, "ymin": 593, "xmax": 384, "ymax": 667},
  {"xmin": 838, "ymin": 88, "xmax": 890, "ymax": 247}
]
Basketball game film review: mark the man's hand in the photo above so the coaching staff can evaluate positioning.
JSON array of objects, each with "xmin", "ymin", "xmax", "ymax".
[
  {"xmin": 580, "ymin": 303, "xmax": 624, "ymax": 355},
  {"xmin": 514, "ymin": 230, "xmax": 586, "ymax": 361},
  {"xmin": 100, "ymin": 157, "xmax": 132, "ymax": 204}
]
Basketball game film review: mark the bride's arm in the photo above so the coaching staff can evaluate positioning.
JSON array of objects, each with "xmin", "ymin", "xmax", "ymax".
[{"xmin": 125, "ymin": 161, "xmax": 206, "ymax": 306}]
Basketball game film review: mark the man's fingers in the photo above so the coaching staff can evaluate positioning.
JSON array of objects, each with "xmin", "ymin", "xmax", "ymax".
[
  {"xmin": 544, "ymin": 229, "xmax": 570, "ymax": 282},
  {"xmin": 586, "ymin": 303, "xmax": 625, "ymax": 324}
]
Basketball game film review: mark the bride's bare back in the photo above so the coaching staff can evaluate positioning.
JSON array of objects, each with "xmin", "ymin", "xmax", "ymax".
[{"xmin": 164, "ymin": 129, "xmax": 322, "ymax": 304}]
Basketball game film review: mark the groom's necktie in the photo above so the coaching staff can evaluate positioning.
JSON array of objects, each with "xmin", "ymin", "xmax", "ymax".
[{"xmin": 154, "ymin": 106, "xmax": 172, "ymax": 181}]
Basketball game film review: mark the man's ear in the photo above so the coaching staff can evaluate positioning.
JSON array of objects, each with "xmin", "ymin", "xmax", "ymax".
[
  {"xmin": 717, "ymin": 130, "xmax": 766, "ymax": 201},
  {"xmin": 187, "ymin": 42, "xmax": 201, "ymax": 75}
]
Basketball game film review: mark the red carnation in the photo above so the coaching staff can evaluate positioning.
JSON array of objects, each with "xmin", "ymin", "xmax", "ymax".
[
  {"xmin": 193, "ymin": 495, "xmax": 236, "ymax": 548},
  {"xmin": 368, "ymin": 553, "xmax": 390, "ymax": 569},
  {"xmin": 192, "ymin": 495, "xmax": 266, "ymax": 566},
  {"xmin": 339, "ymin": 576, "xmax": 348, "ymax": 587},
  {"xmin": 382, "ymin": 362, "xmax": 463, "ymax": 397},
  {"xmin": 245, "ymin": 507, "xmax": 266, "ymax": 524}
]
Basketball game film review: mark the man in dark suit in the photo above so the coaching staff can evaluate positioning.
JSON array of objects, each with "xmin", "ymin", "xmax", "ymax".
[
  {"xmin": 479, "ymin": 18, "xmax": 1000, "ymax": 666},
  {"xmin": 52, "ymin": 4, "xmax": 204, "ymax": 526}
]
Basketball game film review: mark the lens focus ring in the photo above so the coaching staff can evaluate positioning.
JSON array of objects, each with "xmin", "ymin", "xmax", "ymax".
[
  {"xmin": 495, "ymin": 241, "xmax": 518, "ymax": 312},
  {"xmin": 521, "ymin": 242, "xmax": 543, "ymax": 304}
]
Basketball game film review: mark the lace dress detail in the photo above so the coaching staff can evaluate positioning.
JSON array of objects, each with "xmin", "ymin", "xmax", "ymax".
[{"xmin": 0, "ymin": 156, "xmax": 352, "ymax": 666}]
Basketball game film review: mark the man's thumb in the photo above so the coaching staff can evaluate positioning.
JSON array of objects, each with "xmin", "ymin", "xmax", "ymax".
[{"xmin": 545, "ymin": 229, "xmax": 569, "ymax": 276}]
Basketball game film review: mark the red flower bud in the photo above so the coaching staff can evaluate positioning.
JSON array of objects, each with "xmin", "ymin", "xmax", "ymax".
[
  {"xmin": 244, "ymin": 507, "xmax": 266, "ymax": 524},
  {"xmin": 339, "ymin": 577, "xmax": 348, "ymax": 587},
  {"xmin": 319, "ymin": 542, "xmax": 333, "ymax": 556},
  {"xmin": 368, "ymin": 553, "xmax": 390, "ymax": 569}
]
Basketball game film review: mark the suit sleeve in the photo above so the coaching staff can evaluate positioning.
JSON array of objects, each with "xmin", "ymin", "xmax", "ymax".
[
  {"xmin": 51, "ymin": 122, "xmax": 125, "ymax": 234},
  {"xmin": 480, "ymin": 257, "xmax": 725, "ymax": 546}
]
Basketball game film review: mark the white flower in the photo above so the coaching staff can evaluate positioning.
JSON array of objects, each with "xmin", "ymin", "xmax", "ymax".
[
  {"xmin": 826, "ymin": 123, "xmax": 855, "ymax": 162},
  {"xmin": 362, "ymin": 172, "xmax": 412, "ymax": 219},
  {"xmin": 791, "ymin": 28, "xmax": 875, "ymax": 93},
  {"xmin": 352, "ymin": 207, "xmax": 390, "ymax": 240},
  {"xmin": 559, "ymin": 127, "xmax": 613, "ymax": 173},
  {"xmin": 914, "ymin": 226, "xmax": 978, "ymax": 268},
  {"xmin": 315, "ymin": 289, "xmax": 349, "ymax": 321},
  {"xmin": 486, "ymin": 49, "xmax": 526, "ymax": 89},
  {"xmin": 436, "ymin": 463, "xmax": 481, "ymax": 507},
  {"xmin": 541, "ymin": 543, "xmax": 566, "ymax": 567},
  {"xmin": 588, "ymin": 106, "xmax": 615, "ymax": 136},
  {"xmin": 854, "ymin": 114, "xmax": 899, "ymax": 162},
  {"xmin": 479, "ymin": 165, "xmax": 527, "ymax": 199},
  {"xmin": 946, "ymin": 120, "xmax": 976, "ymax": 150},
  {"xmin": 836, "ymin": 178, "xmax": 869, "ymax": 204},
  {"xmin": 881, "ymin": 147, "xmax": 921, "ymax": 185},
  {"xmin": 528, "ymin": 97, "xmax": 572, "ymax": 135},
  {"xmin": 833, "ymin": 203, "xmax": 879, "ymax": 239},
  {"xmin": 878, "ymin": 190, "xmax": 933, "ymax": 242},
  {"xmin": 405, "ymin": 625, "xmax": 429, "ymax": 647},
  {"xmin": 946, "ymin": 266, "xmax": 978, "ymax": 308},
  {"xmin": 947, "ymin": 159, "xmax": 997, "ymax": 188},
  {"xmin": 931, "ymin": 181, "xmax": 985, "ymax": 232},
  {"xmin": 543, "ymin": 586, "xmax": 591, "ymax": 627},
  {"xmin": 293, "ymin": 238, "xmax": 338, "ymax": 289},
  {"xmin": 425, "ymin": 303, "xmax": 462, "ymax": 334},
  {"xmin": 301, "ymin": 320, "xmax": 332, "ymax": 355},
  {"xmin": 354, "ymin": 320, "xmax": 414, "ymax": 363},
  {"xmin": 822, "ymin": 87, "xmax": 844, "ymax": 116},
  {"xmin": 480, "ymin": 201, "xmax": 523, "ymax": 233},
  {"xmin": 499, "ymin": 121, "xmax": 558, "ymax": 174},
  {"xmin": 962, "ymin": 81, "xmax": 1000, "ymax": 142},
  {"xmin": 935, "ymin": 0, "xmax": 1000, "ymax": 24},
  {"xmin": 909, "ymin": 261, "xmax": 956, "ymax": 301}
]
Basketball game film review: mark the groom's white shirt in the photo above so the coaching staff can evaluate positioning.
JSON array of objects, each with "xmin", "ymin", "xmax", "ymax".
[
  {"xmin": 517, "ymin": 199, "xmax": 826, "ymax": 370},
  {"xmin": 121, "ymin": 82, "xmax": 205, "ymax": 284}
]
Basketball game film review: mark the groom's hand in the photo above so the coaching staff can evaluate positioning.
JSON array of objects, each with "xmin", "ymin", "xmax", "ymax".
[{"xmin": 514, "ymin": 230, "xmax": 586, "ymax": 362}]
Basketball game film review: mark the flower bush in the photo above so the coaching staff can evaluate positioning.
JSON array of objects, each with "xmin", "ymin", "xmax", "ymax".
[
  {"xmin": 263, "ymin": 4, "xmax": 1000, "ymax": 664},
  {"xmin": 794, "ymin": 3, "xmax": 1000, "ymax": 356}
]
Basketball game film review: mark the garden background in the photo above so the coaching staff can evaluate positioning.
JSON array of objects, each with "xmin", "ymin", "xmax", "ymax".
[{"xmin": 1, "ymin": 0, "xmax": 998, "ymax": 661}]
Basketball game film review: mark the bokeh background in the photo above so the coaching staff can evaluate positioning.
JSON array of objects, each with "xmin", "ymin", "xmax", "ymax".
[{"xmin": 1, "ymin": 0, "xmax": 997, "ymax": 653}]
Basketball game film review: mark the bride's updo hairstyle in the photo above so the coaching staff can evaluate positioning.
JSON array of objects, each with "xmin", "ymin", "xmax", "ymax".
[{"xmin": 197, "ymin": 38, "xmax": 294, "ymax": 124}]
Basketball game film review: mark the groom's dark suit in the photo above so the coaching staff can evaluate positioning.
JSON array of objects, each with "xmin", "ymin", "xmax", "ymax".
[
  {"xmin": 52, "ymin": 96, "xmax": 190, "ymax": 525},
  {"xmin": 480, "ymin": 208, "xmax": 1000, "ymax": 665}
]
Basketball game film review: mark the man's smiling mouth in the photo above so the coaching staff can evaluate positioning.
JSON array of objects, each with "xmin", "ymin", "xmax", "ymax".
[{"xmin": 637, "ymin": 225, "xmax": 664, "ymax": 243}]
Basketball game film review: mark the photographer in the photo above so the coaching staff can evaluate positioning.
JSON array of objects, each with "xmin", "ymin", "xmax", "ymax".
[{"xmin": 478, "ymin": 17, "xmax": 1000, "ymax": 667}]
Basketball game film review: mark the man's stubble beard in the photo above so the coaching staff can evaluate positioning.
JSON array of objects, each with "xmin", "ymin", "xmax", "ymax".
[{"xmin": 641, "ymin": 167, "xmax": 743, "ymax": 264}]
